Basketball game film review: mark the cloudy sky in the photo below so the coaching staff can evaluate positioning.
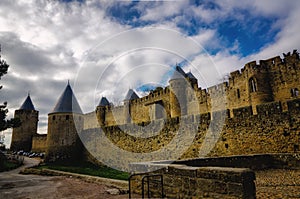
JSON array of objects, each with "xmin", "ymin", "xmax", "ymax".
[{"xmin": 1, "ymin": 0, "xmax": 300, "ymax": 146}]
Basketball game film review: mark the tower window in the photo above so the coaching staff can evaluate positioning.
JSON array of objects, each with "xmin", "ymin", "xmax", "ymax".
[
  {"xmin": 291, "ymin": 88, "xmax": 299, "ymax": 97},
  {"xmin": 237, "ymin": 89, "xmax": 240, "ymax": 98},
  {"xmin": 66, "ymin": 115, "xmax": 69, "ymax": 120},
  {"xmin": 249, "ymin": 78, "xmax": 257, "ymax": 92},
  {"xmin": 53, "ymin": 116, "xmax": 56, "ymax": 120}
]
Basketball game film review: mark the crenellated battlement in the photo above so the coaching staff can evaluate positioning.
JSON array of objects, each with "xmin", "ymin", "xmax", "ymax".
[
  {"xmin": 92, "ymin": 50, "xmax": 300, "ymax": 126},
  {"xmin": 229, "ymin": 70, "xmax": 242, "ymax": 79}
]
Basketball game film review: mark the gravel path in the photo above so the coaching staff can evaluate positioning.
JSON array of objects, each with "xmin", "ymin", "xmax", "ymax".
[{"xmin": 0, "ymin": 157, "xmax": 136, "ymax": 199}]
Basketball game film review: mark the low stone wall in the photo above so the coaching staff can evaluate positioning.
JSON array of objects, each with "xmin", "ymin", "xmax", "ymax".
[
  {"xmin": 129, "ymin": 165, "xmax": 256, "ymax": 199},
  {"xmin": 129, "ymin": 154, "xmax": 299, "ymax": 198},
  {"xmin": 174, "ymin": 153, "xmax": 300, "ymax": 170}
]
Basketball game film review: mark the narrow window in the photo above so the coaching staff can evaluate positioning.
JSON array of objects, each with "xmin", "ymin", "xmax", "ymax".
[
  {"xmin": 249, "ymin": 78, "xmax": 257, "ymax": 92},
  {"xmin": 237, "ymin": 89, "xmax": 240, "ymax": 98},
  {"xmin": 66, "ymin": 115, "xmax": 69, "ymax": 120},
  {"xmin": 53, "ymin": 115, "xmax": 56, "ymax": 120},
  {"xmin": 291, "ymin": 88, "xmax": 299, "ymax": 97}
]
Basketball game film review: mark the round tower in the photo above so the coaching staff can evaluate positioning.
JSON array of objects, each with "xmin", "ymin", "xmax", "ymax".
[
  {"xmin": 123, "ymin": 89, "xmax": 139, "ymax": 124},
  {"xmin": 169, "ymin": 66, "xmax": 188, "ymax": 118},
  {"xmin": 186, "ymin": 71, "xmax": 198, "ymax": 89},
  {"xmin": 11, "ymin": 94, "xmax": 38, "ymax": 152},
  {"xmin": 96, "ymin": 97, "xmax": 110, "ymax": 126},
  {"xmin": 45, "ymin": 82, "xmax": 84, "ymax": 162}
]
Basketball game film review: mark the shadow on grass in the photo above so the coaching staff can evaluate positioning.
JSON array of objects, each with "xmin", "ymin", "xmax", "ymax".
[{"xmin": 34, "ymin": 161, "xmax": 130, "ymax": 181}]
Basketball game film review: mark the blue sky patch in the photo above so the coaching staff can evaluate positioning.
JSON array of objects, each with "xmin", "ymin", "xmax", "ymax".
[{"xmin": 217, "ymin": 12, "xmax": 280, "ymax": 56}]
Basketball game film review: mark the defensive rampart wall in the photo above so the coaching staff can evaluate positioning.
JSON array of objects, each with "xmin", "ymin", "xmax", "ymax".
[{"xmin": 81, "ymin": 98, "xmax": 300, "ymax": 171}]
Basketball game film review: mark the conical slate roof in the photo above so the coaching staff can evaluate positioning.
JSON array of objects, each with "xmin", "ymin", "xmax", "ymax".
[
  {"xmin": 50, "ymin": 83, "xmax": 83, "ymax": 114},
  {"xmin": 186, "ymin": 71, "xmax": 196, "ymax": 79},
  {"xmin": 170, "ymin": 65, "xmax": 186, "ymax": 80},
  {"xmin": 98, "ymin": 97, "xmax": 110, "ymax": 106},
  {"xmin": 124, "ymin": 89, "xmax": 139, "ymax": 101},
  {"xmin": 20, "ymin": 95, "xmax": 35, "ymax": 110}
]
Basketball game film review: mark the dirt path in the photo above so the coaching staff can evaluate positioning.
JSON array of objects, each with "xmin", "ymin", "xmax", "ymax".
[{"xmin": 0, "ymin": 157, "xmax": 133, "ymax": 199}]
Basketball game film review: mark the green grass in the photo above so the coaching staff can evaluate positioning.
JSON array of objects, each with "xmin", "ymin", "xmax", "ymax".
[
  {"xmin": 0, "ymin": 161, "xmax": 20, "ymax": 172},
  {"xmin": 35, "ymin": 162, "xmax": 130, "ymax": 181}
]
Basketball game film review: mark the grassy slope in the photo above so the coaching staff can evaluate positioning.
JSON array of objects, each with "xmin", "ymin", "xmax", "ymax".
[{"xmin": 35, "ymin": 162, "xmax": 130, "ymax": 181}]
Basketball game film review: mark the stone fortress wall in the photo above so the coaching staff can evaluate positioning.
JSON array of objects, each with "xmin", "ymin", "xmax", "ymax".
[
  {"xmin": 87, "ymin": 50, "xmax": 300, "ymax": 127},
  {"xmin": 80, "ymin": 99, "xmax": 300, "ymax": 171},
  {"xmin": 24, "ymin": 50, "xmax": 300, "ymax": 166},
  {"xmin": 77, "ymin": 50, "xmax": 300, "ymax": 169},
  {"xmin": 31, "ymin": 134, "xmax": 47, "ymax": 153}
]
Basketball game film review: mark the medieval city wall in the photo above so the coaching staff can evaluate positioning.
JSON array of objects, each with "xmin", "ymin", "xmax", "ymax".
[
  {"xmin": 81, "ymin": 48, "xmax": 300, "ymax": 167},
  {"xmin": 81, "ymin": 98, "xmax": 300, "ymax": 171},
  {"xmin": 92, "ymin": 87, "xmax": 172, "ymax": 127},
  {"xmin": 12, "ymin": 50, "xmax": 300, "ymax": 167},
  {"xmin": 93, "ymin": 51, "xmax": 300, "ymax": 126},
  {"xmin": 187, "ymin": 100, "xmax": 300, "ymax": 158},
  {"xmin": 83, "ymin": 111, "xmax": 99, "ymax": 129},
  {"xmin": 31, "ymin": 134, "xmax": 47, "ymax": 153}
]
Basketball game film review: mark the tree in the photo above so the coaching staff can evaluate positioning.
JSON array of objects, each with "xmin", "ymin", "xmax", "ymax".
[{"xmin": 0, "ymin": 45, "xmax": 20, "ymax": 132}]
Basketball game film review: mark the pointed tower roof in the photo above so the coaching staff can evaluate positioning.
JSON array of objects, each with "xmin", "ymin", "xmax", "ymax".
[
  {"xmin": 50, "ymin": 82, "xmax": 83, "ymax": 114},
  {"xmin": 186, "ymin": 71, "xmax": 196, "ymax": 79},
  {"xmin": 98, "ymin": 97, "xmax": 110, "ymax": 106},
  {"xmin": 170, "ymin": 65, "xmax": 186, "ymax": 80},
  {"xmin": 20, "ymin": 94, "xmax": 35, "ymax": 110},
  {"xmin": 124, "ymin": 89, "xmax": 139, "ymax": 101}
]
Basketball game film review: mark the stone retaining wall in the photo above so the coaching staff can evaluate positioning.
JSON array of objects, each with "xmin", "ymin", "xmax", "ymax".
[
  {"xmin": 129, "ymin": 154, "xmax": 299, "ymax": 198},
  {"xmin": 130, "ymin": 165, "xmax": 256, "ymax": 199},
  {"xmin": 174, "ymin": 153, "xmax": 300, "ymax": 170}
]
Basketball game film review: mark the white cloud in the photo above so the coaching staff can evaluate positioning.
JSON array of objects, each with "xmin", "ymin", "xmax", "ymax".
[
  {"xmin": 138, "ymin": 1, "xmax": 188, "ymax": 22},
  {"xmin": 73, "ymin": 27, "xmax": 207, "ymax": 112}
]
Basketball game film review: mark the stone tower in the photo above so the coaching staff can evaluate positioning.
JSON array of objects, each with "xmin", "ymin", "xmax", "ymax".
[
  {"xmin": 169, "ymin": 66, "xmax": 188, "ymax": 118},
  {"xmin": 45, "ymin": 82, "xmax": 84, "ymax": 162},
  {"xmin": 96, "ymin": 97, "xmax": 110, "ymax": 126},
  {"xmin": 123, "ymin": 89, "xmax": 139, "ymax": 124},
  {"xmin": 186, "ymin": 71, "xmax": 198, "ymax": 89},
  {"xmin": 11, "ymin": 94, "xmax": 38, "ymax": 152},
  {"xmin": 245, "ymin": 61, "xmax": 273, "ymax": 114}
]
